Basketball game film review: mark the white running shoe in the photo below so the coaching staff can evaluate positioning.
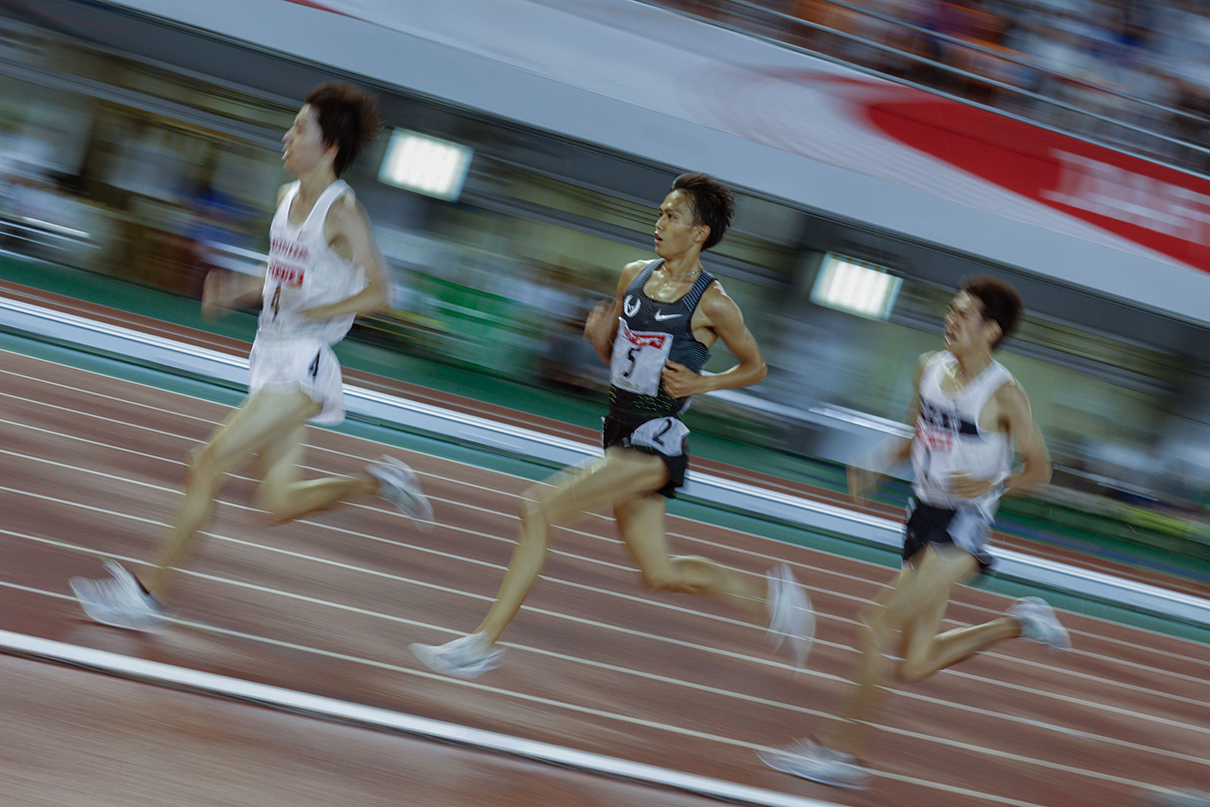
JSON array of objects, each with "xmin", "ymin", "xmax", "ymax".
[
  {"xmin": 410, "ymin": 633, "xmax": 505, "ymax": 679},
  {"xmin": 766, "ymin": 563, "xmax": 815, "ymax": 667},
  {"xmin": 368, "ymin": 455, "xmax": 433, "ymax": 529},
  {"xmin": 1008, "ymin": 597, "xmax": 1071, "ymax": 652},
  {"xmin": 759, "ymin": 739, "xmax": 871, "ymax": 790},
  {"xmin": 70, "ymin": 560, "xmax": 165, "ymax": 632}
]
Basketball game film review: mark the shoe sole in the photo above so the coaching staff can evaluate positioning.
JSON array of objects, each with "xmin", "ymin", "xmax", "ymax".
[
  {"xmin": 757, "ymin": 750, "xmax": 869, "ymax": 791},
  {"xmin": 410, "ymin": 642, "xmax": 502, "ymax": 679},
  {"xmin": 70, "ymin": 578, "xmax": 164, "ymax": 632},
  {"xmin": 371, "ymin": 459, "xmax": 434, "ymax": 527}
]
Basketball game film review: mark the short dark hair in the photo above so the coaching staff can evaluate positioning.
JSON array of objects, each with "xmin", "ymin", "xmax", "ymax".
[
  {"xmin": 304, "ymin": 82, "xmax": 384, "ymax": 178},
  {"xmin": 671, "ymin": 172, "xmax": 735, "ymax": 251},
  {"xmin": 961, "ymin": 275, "xmax": 1023, "ymax": 349}
]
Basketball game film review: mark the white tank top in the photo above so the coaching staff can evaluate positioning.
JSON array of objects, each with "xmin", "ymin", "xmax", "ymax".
[
  {"xmin": 258, "ymin": 179, "xmax": 366, "ymax": 344},
  {"xmin": 911, "ymin": 351, "xmax": 1013, "ymax": 517}
]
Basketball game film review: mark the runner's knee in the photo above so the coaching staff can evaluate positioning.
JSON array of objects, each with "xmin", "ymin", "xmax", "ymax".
[
  {"xmin": 638, "ymin": 569, "xmax": 677, "ymax": 592},
  {"xmin": 252, "ymin": 484, "xmax": 291, "ymax": 525},
  {"xmin": 898, "ymin": 656, "xmax": 934, "ymax": 683},
  {"xmin": 518, "ymin": 496, "xmax": 547, "ymax": 526},
  {"xmin": 857, "ymin": 608, "xmax": 895, "ymax": 651},
  {"xmin": 186, "ymin": 444, "xmax": 226, "ymax": 492},
  {"xmin": 638, "ymin": 564, "xmax": 695, "ymax": 593}
]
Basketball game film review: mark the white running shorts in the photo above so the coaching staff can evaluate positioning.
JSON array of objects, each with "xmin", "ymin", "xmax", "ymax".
[{"xmin": 247, "ymin": 336, "xmax": 344, "ymax": 426}]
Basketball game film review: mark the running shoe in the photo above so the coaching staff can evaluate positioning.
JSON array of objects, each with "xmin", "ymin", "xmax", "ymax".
[
  {"xmin": 1008, "ymin": 597, "xmax": 1071, "ymax": 652},
  {"xmin": 70, "ymin": 560, "xmax": 165, "ymax": 631},
  {"xmin": 759, "ymin": 739, "xmax": 871, "ymax": 790},
  {"xmin": 410, "ymin": 633, "xmax": 505, "ymax": 679},
  {"xmin": 367, "ymin": 455, "xmax": 433, "ymax": 529},
  {"xmin": 766, "ymin": 563, "xmax": 815, "ymax": 667}
]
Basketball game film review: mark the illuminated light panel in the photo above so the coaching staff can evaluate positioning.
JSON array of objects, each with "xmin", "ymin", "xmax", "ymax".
[
  {"xmin": 810, "ymin": 253, "xmax": 901, "ymax": 320},
  {"xmin": 377, "ymin": 129, "xmax": 472, "ymax": 201}
]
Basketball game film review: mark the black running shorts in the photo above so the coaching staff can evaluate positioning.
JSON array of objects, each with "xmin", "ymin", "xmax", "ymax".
[
  {"xmin": 602, "ymin": 414, "xmax": 688, "ymax": 499},
  {"xmin": 901, "ymin": 497, "xmax": 996, "ymax": 572}
]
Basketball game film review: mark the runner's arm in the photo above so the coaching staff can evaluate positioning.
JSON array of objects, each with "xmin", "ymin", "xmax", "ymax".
[
  {"xmin": 585, "ymin": 260, "xmax": 647, "ymax": 364},
  {"xmin": 847, "ymin": 352, "xmax": 929, "ymax": 502},
  {"xmin": 659, "ymin": 285, "xmax": 765, "ymax": 398},
  {"xmin": 995, "ymin": 381, "xmax": 1051, "ymax": 497}
]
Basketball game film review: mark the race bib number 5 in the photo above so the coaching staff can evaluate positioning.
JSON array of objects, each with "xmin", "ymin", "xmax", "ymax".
[{"xmin": 610, "ymin": 318, "xmax": 672, "ymax": 397}]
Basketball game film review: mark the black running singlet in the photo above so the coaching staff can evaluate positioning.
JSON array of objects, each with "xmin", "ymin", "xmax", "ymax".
[{"xmin": 608, "ymin": 259, "xmax": 715, "ymax": 420}]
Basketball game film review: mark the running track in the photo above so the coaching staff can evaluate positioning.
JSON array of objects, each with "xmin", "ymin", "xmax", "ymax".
[{"xmin": 0, "ymin": 288, "xmax": 1207, "ymax": 807}]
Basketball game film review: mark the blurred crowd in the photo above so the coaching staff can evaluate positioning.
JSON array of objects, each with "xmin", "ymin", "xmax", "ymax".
[
  {"xmin": 672, "ymin": 0, "xmax": 1210, "ymax": 167},
  {"xmin": 3, "ymin": 11, "xmax": 1210, "ymax": 547}
]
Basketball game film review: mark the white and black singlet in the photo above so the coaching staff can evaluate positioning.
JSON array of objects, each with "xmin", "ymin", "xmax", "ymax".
[{"xmin": 902, "ymin": 351, "xmax": 1015, "ymax": 570}]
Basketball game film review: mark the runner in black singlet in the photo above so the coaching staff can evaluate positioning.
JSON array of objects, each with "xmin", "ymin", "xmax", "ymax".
[{"xmin": 411, "ymin": 173, "xmax": 814, "ymax": 679}]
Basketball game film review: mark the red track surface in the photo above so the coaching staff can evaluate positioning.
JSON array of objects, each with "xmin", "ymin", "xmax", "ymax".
[{"xmin": 1, "ymin": 286, "xmax": 1207, "ymax": 806}]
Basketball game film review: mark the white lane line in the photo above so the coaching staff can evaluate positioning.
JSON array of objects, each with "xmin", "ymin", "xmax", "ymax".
[
  {"xmin": 6, "ymin": 521, "xmax": 1210, "ymax": 776},
  {"xmin": 6, "ymin": 373, "xmax": 1210, "ymax": 675},
  {"xmin": 0, "ymin": 366, "xmax": 226, "ymax": 427},
  {"xmin": 8, "ymin": 336, "xmax": 1210, "ymax": 627},
  {"xmin": 0, "ymin": 573, "xmax": 1195, "ymax": 803},
  {"xmin": 3, "ymin": 440, "xmax": 1205, "ymax": 709},
  {"xmin": 0, "ymin": 628, "xmax": 840, "ymax": 807},
  {"xmin": 5, "ymin": 401, "xmax": 1210, "ymax": 687},
  {"xmin": 3, "ymin": 444, "xmax": 1208, "ymax": 713}
]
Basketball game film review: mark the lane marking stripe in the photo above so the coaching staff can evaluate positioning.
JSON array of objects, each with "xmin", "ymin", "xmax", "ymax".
[{"xmin": 0, "ymin": 628, "xmax": 841, "ymax": 807}]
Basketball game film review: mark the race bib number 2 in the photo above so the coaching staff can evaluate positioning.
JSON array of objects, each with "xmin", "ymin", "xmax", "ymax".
[
  {"xmin": 630, "ymin": 416, "xmax": 690, "ymax": 457},
  {"xmin": 610, "ymin": 318, "xmax": 672, "ymax": 397}
]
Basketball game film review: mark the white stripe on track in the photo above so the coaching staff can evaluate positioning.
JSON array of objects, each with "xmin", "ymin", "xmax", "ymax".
[
  {"xmin": 5, "ymin": 521, "xmax": 1210, "ymax": 777},
  {"xmin": 2, "ymin": 440, "xmax": 1208, "ymax": 716},
  {"xmin": 0, "ymin": 575, "xmax": 1187, "ymax": 805},
  {"xmin": 4, "ymin": 397, "xmax": 1209, "ymax": 689},
  {"xmin": 5, "ymin": 374, "xmax": 1210, "ymax": 678},
  {"xmin": 0, "ymin": 627, "xmax": 839, "ymax": 807}
]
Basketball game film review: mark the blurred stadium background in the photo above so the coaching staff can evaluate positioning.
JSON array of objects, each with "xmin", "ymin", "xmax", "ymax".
[{"xmin": 2, "ymin": 0, "xmax": 1209, "ymax": 573}]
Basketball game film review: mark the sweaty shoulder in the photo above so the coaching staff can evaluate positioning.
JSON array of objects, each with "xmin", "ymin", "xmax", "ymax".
[
  {"xmin": 616, "ymin": 259, "xmax": 653, "ymax": 295},
  {"xmin": 698, "ymin": 277, "xmax": 736, "ymax": 316},
  {"xmin": 622, "ymin": 259, "xmax": 652, "ymax": 281},
  {"xmin": 276, "ymin": 182, "xmax": 293, "ymax": 207}
]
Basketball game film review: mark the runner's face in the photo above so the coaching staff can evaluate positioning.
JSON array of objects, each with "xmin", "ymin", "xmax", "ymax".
[
  {"xmin": 282, "ymin": 105, "xmax": 333, "ymax": 176},
  {"xmin": 944, "ymin": 291, "xmax": 998, "ymax": 355},
  {"xmin": 653, "ymin": 191, "xmax": 707, "ymax": 260}
]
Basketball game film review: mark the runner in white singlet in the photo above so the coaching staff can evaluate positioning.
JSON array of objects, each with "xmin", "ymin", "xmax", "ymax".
[
  {"xmin": 70, "ymin": 82, "xmax": 431, "ymax": 630},
  {"xmin": 761, "ymin": 277, "xmax": 1070, "ymax": 790}
]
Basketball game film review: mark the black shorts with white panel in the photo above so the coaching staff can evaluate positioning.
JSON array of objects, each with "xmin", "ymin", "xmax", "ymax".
[
  {"xmin": 602, "ymin": 414, "xmax": 689, "ymax": 499},
  {"xmin": 901, "ymin": 497, "xmax": 997, "ymax": 573}
]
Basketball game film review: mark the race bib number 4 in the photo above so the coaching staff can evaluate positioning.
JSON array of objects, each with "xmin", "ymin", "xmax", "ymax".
[
  {"xmin": 610, "ymin": 318, "xmax": 672, "ymax": 397},
  {"xmin": 262, "ymin": 260, "xmax": 306, "ymax": 331}
]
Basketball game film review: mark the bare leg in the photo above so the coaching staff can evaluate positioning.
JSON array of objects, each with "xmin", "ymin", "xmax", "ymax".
[
  {"xmin": 474, "ymin": 449, "xmax": 668, "ymax": 644},
  {"xmin": 615, "ymin": 493, "xmax": 766, "ymax": 620},
  {"xmin": 821, "ymin": 546, "xmax": 1020, "ymax": 758},
  {"xmin": 253, "ymin": 422, "xmax": 377, "ymax": 523},
  {"xmin": 144, "ymin": 390, "xmax": 320, "ymax": 596}
]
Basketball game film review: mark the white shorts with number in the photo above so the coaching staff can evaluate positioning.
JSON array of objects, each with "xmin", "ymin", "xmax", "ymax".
[{"xmin": 247, "ymin": 336, "xmax": 345, "ymax": 426}]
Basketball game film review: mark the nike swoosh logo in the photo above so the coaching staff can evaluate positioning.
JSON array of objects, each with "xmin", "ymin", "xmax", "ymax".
[{"xmin": 654, "ymin": 311, "xmax": 681, "ymax": 321}]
